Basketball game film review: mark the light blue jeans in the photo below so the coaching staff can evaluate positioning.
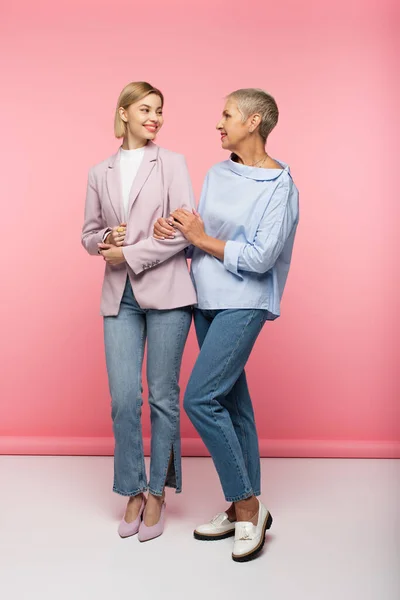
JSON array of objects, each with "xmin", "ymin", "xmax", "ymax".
[
  {"xmin": 184, "ymin": 307, "xmax": 268, "ymax": 502},
  {"xmin": 104, "ymin": 278, "xmax": 192, "ymax": 497}
]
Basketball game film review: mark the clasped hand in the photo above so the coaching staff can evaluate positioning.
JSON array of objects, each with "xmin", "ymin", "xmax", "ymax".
[
  {"xmin": 153, "ymin": 209, "xmax": 206, "ymax": 246},
  {"xmin": 98, "ymin": 209, "xmax": 206, "ymax": 266},
  {"xmin": 98, "ymin": 223, "xmax": 126, "ymax": 265}
]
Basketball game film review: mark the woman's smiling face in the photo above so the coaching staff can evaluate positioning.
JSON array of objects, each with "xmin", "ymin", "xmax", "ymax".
[
  {"xmin": 216, "ymin": 98, "xmax": 251, "ymax": 151},
  {"xmin": 119, "ymin": 93, "xmax": 164, "ymax": 142}
]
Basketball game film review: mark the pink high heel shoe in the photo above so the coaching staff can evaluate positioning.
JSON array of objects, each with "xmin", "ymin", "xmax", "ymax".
[
  {"xmin": 138, "ymin": 501, "xmax": 166, "ymax": 542},
  {"xmin": 118, "ymin": 495, "xmax": 146, "ymax": 538}
]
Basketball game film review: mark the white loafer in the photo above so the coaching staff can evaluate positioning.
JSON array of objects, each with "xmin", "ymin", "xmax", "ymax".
[
  {"xmin": 232, "ymin": 500, "xmax": 273, "ymax": 562},
  {"xmin": 194, "ymin": 512, "xmax": 236, "ymax": 541}
]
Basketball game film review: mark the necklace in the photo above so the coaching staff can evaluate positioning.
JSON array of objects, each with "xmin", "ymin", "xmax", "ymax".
[
  {"xmin": 251, "ymin": 153, "xmax": 268, "ymax": 168},
  {"xmin": 232, "ymin": 152, "xmax": 268, "ymax": 167}
]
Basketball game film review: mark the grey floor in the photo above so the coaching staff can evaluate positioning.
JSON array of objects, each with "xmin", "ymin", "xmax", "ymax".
[{"xmin": 0, "ymin": 456, "xmax": 399, "ymax": 600}]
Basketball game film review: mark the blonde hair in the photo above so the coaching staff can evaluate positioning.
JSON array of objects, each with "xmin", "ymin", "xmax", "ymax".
[
  {"xmin": 114, "ymin": 81, "xmax": 164, "ymax": 139},
  {"xmin": 227, "ymin": 88, "xmax": 279, "ymax": 141}
]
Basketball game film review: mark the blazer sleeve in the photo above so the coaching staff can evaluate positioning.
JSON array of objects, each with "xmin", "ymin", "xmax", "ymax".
[
  {"xmin": 122, "ymin": 154, "xmax": 195, "ymax": 274},
  {"xmin": 81, "ymin": 169, "xmax": 111, "ymax": 256},
  {"xmin": 223, "ymin": 176, "xmax": 299, "ymax": 277}
]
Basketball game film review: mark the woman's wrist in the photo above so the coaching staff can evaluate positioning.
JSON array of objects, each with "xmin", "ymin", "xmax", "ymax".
[
  {"xmin": 195, "ymin": 233, "xmax": 211, "ymax": 251},
  {"xmin": 196, "ymin": 235, "xmax": 226, "ymax": 261}
]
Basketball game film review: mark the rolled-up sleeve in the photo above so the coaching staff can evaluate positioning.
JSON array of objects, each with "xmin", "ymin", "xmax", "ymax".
[
  {"xmin": 223, "ymin": 177, "xmax": 299, "ymax": 276},
  {"xmin": 224, "ymin": 240, "xmax": 245, "ymax": 279}
]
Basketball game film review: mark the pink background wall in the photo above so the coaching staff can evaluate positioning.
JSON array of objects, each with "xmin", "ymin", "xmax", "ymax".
[{"xmin": 1, "ymin": 0, "xmax": 399, "ymax": 457}]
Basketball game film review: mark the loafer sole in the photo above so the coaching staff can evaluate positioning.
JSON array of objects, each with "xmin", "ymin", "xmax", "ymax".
[
  {"xmin": 194, "ymin": 529, "xmax": 235, "ymax": 541},
  {"xmin": 232, "ymin": 512, "xmax": 273, "ymax": 563}
]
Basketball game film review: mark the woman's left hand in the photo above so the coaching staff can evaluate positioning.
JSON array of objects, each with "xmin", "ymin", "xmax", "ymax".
[
  {"xmin": 170, "ymin": 209, "xmax": 207, "ymax": 246},
  {"xmin": 98, "ymin": 243, "xmax": 126, "ymax": 266}
]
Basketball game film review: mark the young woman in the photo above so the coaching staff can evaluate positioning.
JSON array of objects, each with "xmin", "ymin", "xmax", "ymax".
[
  {"xmin": 154, "ymin": 88, "xmax": 299, "ymax": 561},
  {"xmin": 82, "ymin": 81, "xmax": 196, "ymax": 542}
]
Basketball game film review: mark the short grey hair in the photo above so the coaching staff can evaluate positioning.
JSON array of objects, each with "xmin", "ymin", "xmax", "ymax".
[{"xmin": 227, "ymin": 88, "xmax": 279, "ymax": 141}]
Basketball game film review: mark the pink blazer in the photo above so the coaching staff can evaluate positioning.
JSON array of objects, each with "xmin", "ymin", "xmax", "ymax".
[{"xmin": 82, "ymin": 141, "xmax": 197, "ymax": 315}]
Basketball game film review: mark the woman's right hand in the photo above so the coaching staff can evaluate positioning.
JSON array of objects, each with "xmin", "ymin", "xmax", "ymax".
[
  {"xmin": 153, "ymin": 217, "xmax": 176, "ymax": 240},
  {"xmin": 105, "ymin": 223, "xmax": 127, "ymax": 246}
]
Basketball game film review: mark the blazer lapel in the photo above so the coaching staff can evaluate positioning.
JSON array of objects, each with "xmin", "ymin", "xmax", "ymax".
[
  {"xmin": 127, "ymin": 141, "xmax": 159, "ymax": 218},
  {"xmin": 106, "ymin": 151, "xmax": 124, "ymax": 223}
]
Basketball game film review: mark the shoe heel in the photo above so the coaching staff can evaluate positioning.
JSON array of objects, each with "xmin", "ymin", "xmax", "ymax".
[{"xmin": 266, "ymin": 512, "xmax": 273, "ymax": 530}]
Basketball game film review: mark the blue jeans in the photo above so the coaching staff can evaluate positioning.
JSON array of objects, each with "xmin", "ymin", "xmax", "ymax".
[
  {"xmin": 184, "ymin": 308, "xmax": 267, "ymax": 502},
  {"xmin": 104, "ymin": 278, "xmax": 192, "ymax": 497}
]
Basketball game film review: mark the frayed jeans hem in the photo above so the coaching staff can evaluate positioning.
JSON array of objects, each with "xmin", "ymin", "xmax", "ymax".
[
  {"xmin": 113, "ymin": 486, "xmax": 148, "ymax": 497},
  {"xmin": 225, "ymin": 489, "xmax": 256, "ymax": 502},
  {"xmin": 148, "ymin": 484, "xmax": 182, "ymax": 496}
]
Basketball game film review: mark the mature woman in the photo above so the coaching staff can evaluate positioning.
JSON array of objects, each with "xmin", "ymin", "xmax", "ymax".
[
  {"xmin": 154, "ymin": 88, "xmax": 299, "ymax": 561},
  {"xmin": 82, "ymin": 81, "xmax": 196, "ymax": 542}
]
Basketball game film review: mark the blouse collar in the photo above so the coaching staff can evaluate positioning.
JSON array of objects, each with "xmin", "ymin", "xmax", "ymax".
[{"xmin": 227, "ymin": 154, "xmax": 290, "ymax": 181}]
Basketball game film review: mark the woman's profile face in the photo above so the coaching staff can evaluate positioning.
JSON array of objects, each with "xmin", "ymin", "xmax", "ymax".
[
  {"xmin": 120, "ymin": 93, "xmax": 164, "ymax": 141},
  {"xmin": 216, "ymin": 99, "xmax": 249, "ymax": 151}
]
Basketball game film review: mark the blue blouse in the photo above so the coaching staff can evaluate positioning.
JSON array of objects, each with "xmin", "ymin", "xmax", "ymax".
[{"xmin": 190, "ymin": 157, "xmax": 299, "ymax": 319}]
